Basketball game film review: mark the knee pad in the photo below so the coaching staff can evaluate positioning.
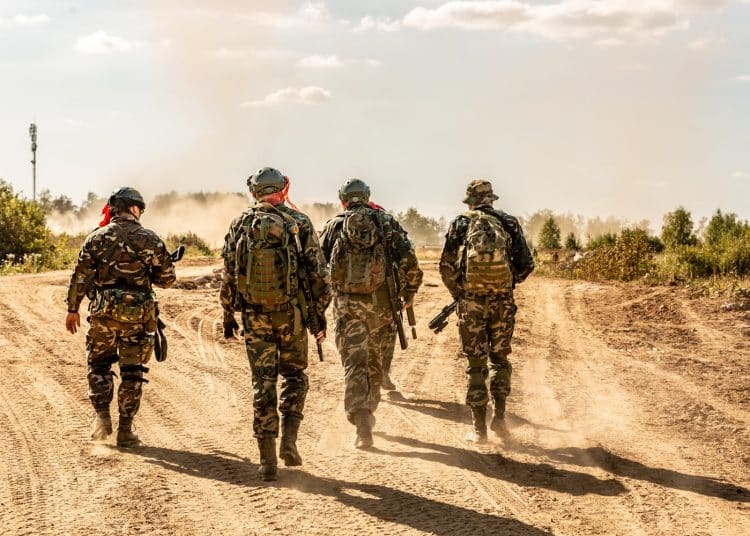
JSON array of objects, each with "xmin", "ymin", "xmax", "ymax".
[{"xmin": 120, "ymin": 364, "xmax": 149, "ymax": 384}]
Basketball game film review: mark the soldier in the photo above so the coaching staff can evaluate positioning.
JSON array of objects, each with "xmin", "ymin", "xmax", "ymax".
[
  {"xmin": 320, "ymin": 179, "xmax": 422, "ymax": 448},
  {"xmin": 221, "ymin": 167, "xmax": 331, "ymax": 481},
  {"xmin": 65, "ymin": 187, "xmax": 176, "ymax": 448},
  {"xmin": 439, "ymin": 179, "xmax": 534, "ymax": 443}
]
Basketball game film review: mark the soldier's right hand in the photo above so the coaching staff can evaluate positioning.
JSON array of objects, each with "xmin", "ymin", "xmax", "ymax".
[
  {"xmin": 223, "ymin": 318, "xmax": 240, "ymax": 339},
  {"xmin": 65, "ymin": 312, "xmax": 80, "ymax": 334}
]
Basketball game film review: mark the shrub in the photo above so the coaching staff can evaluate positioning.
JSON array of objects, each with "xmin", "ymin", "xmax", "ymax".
[
  {"xmin": 165, "ymin": 232, "xmax": 214, "ymax": 257},
  {"xmin": 575, "ymin": 228, "xmax": 656, "ymax": 281},
  {"xmin": 564, "ymin": 232, "xmax": 580, "ymax": 250},
  {"xmin": 0, "ymin": 180, "xmax": 52, "ymax": 264},
  {"xmin": 586, "ymin": 232, "xmax": 617, "ymax": 250}
]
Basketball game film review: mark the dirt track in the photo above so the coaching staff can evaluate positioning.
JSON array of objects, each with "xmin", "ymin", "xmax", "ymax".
[{"xmin": 0, "ymin": 263, "xmax": 748, "ymax": 535}]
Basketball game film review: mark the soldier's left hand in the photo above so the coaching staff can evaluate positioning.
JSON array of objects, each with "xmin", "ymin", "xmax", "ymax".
[
  {"xmin": 315, "ymin": 331, "xmax": 326, "ymax": 343},
  {"xmin": 65, "ymin": 312, "xmax": 80, "ymax": 334},
  {"xmin": 402, "ymin": 294, "xmax": 415, "ymax": 310}
]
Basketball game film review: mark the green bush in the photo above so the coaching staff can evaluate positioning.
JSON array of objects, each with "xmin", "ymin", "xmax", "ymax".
[
  {"xmin": 165, "ymin": 232, "xmax": 214, "ymax": 257},
  {"xmin": 586, "ymin": 232, "xmax": 617, "ymax": 250},
  {"xmin": 574, "ymin": 228, "xmax": 657, "ymax": 281},
  {"xmin": 0, "ymin": 180, "xmax": 59, "ymax": 272}
]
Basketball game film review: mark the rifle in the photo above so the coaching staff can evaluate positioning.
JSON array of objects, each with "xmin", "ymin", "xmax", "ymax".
[
  {"xmin": 374, "ymin": 213, "xmax": 408, "ymax": 351},
  {"xmin": 170, "ymin": 245, "xmax": 185, "ymax": 262},
  {"xmin": 428, "ymin": 300, "xmax": 457, "ymax": 334},
  {"xmin": 292, "ymin": 233, "xmax": 324, "ymax": 362}
]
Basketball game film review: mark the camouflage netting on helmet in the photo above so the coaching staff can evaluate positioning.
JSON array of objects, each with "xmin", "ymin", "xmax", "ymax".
[{"xmin": 462, "ymin": 179, "xmax": 499, "ymax": 206}]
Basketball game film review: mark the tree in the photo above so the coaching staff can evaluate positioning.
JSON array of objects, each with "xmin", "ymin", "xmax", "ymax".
[
  {"xmin": 396, "ymin": 207, "xmax": 445, "ymax": 246},
  {"xmin": 704, "ymin": 209, "xmax": 747, "ymax": 246},
  {"xmin": 0, "ymin": 180, "xmax": 51, "ymax": 261},
  {"xmin": 538, "ymin": 216, "xmax": 561, "ymax": 250},
  {"xmin": 661, "ymin": 207, "xmax": 697, "ymax": 249},
  {"xmin": 564, "ymin": 232, "xmax": 580, "ymax": 250}
]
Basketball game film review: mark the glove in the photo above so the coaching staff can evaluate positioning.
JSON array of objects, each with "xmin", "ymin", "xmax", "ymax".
[{"xmin": 224, "ymin": 318, "xmax": 240, "ymax": 339}]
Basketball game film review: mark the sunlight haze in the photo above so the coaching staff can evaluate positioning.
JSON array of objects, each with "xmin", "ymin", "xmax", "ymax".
[{"xmin": 1, "ymin": 0, "xmax": 749, "ymax": 229}]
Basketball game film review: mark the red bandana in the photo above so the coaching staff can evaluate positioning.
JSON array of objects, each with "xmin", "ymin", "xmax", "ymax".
[
  {"xmin": 262, "ymin": 176, "xmax": 299, "ymax": 210},
  {"xmin": 99, "ymin": 203, "xmax": 112, "ymax": 227}
]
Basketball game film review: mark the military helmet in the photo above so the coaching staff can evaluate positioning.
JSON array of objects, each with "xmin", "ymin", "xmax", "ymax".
[
  {"xmin": 338, "ymin": 178, "xmax": 370, "ymax": 205},
  {"xmin": 462, "ymin": 179, "xmax": 499, "ymax": 205},
  {"xmin": 247, "ymin": 167, "xmax": 286, "ymax": 196},
  {"xmin": 108, "ymin": 187, "xmax": 145, "ymax": 211}
]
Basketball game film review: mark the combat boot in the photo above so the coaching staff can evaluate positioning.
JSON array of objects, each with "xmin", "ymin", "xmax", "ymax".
[
  {"xmin": 257, "ymin": 437, "xmax": 278, "ymax": 481},
  {"xmin": 90, "ymin": 411, "xmax": 112, "ymax": 441},
  {"xmin": 465, "ymin": 405, "xmax": 488, "ymax": 444},
  {"xmin": 116, "ymin": 417, "xmax": 142, "ymax": 448},
  {"xmin": 279, "ymin": 415, "xmax": 302, "ymax": 467},
  {"xmin": 490, "ymin": 396, "xmax": 509, "ymax": 436},
  {"xmin": 381, "ymin": 373, "xmax": 396, "ymax": 391},
  {"xmin": 354, "ymin": 410, "xmax": 374, "ymax": 449}
]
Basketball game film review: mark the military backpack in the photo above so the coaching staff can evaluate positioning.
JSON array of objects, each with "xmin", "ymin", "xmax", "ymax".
[
  {"xmin": 459, "ymin": 210, "xmax": 514, "ymax": 294},
  {"xmin": 329, "ymin": 206, "xmax": 387, "ymax": 294},
  {"xmin": 234, "ymin": 204, "xmax": 300, "ymax": 307}
]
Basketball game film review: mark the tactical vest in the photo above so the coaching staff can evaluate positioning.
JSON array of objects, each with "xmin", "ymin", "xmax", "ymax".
[
  {"xmin": 329, "ymin": 206, "xmax": 387, "ymax": 294},
  {"xmin": 235, "ymin": 205, "xmax": 300, "ymax": 308},
  {"xmin": 459, "ymin": 210, "xmax": 514, "ymax": 294}
]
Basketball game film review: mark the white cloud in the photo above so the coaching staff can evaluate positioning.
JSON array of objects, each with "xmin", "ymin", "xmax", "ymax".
[
  {"xmin": 353, "ymin": 15, "xmax": 402, "ymax": 32},
  {"xmin": 296, "ymin": 54, "xmax": 381, "ymax": 69},
  {"xmin": 247, "ymin": 1, "xmax": 331, "ymax": 29},
  {"xmin": 732, "ymin": 170, "xmax": 748, "ymax": 179},
  {"xmin": 74, "ymin": 31, "xmax": 144, "ymax": 54},
  {"xmin": 297, "ymin": 54, "xmax": 344, "ymax": 68},
  {"xmin": 737, "ymin": 75, "xmax": 750, "ymax": 81},
  {"xmin": 401, "ymin": 0, "xmax": 733, "ymax": 41},
  {"xmin": 209, "ymin": 47, "xmax": 295, "ymax": 61},
  {"xmin": 13, "ymin": 14, "xmax": 50, "ymax": 25},
  {"xmin": 240, "ymin": 87, "xmax": 332, "ymax": 108}
]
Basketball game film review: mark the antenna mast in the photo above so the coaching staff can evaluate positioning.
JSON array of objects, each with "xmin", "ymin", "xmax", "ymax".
[{"xmin": 29, "ymin": 123, "xmax": 38, "ymax": 201}]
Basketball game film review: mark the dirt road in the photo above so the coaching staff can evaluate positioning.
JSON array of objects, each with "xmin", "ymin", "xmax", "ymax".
[{"xmin": 0, "ymin": 263, "xmax": 748, "ymax": 535}]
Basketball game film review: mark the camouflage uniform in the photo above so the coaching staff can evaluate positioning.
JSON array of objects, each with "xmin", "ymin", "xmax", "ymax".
[
  {"xmin": 320, "ymin": 203, "xmax": 422, "ymax": 423},
  {"xmin": 440, "ymin": 180, "xmax": 533, "ymax": 436},
  {"xmin": 66, "ymin": 213, "xmax": 175, "ymax": 427},
  {"xmin": 220, "ymin": 203, "xmax": 331, "ymax": 439}
]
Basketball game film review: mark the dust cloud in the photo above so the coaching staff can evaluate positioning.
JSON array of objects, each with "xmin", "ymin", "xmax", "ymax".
[{"xmin": 46, "ymin": 192, "xmax": 339, "ymax": 248}]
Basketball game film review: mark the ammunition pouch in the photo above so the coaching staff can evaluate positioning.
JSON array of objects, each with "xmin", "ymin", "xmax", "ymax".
[{"xmin": 94, "ymin": 288, "xmax": 155, "ymax": 324}]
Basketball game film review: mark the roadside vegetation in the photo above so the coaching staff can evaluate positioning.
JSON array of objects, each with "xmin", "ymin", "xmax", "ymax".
[
  {"xmin": 534, "ymin": 207, "xmax": 750, "ymax": 295},
  {"xmin": 2, "ymin": 181, "xmax": 748, "ymax": 292}
]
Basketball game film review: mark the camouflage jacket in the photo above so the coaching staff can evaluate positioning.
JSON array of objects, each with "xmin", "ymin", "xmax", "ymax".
[
  {"xmin": 440, "ymin": 205, "xmax": 534, "ymax": 299},
  {"xmin": 320, "ymin": 203, "xmax": 423, "ymax": 299},
  {"xmin": 66, "ymin": 214, "xmax": 176, "ymax": 312},
  {"xmin": 220, "ymin": 202, "xmax": 332, "ymax": 321}
]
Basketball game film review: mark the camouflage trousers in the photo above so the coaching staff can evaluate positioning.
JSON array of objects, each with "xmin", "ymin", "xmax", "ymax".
[
  {"xmin": 241, "ymin": 305, "xmax": 309, "ymax": 438},
  {"xmin": 457, "ymin": 294, "xmax": 517, "ymax": 408},
  {"xmin": 86, "ymin": 315, "xmax": 154, "ymax": 420},
  {"xmin": 333, "ymin": 292, "xmax": 395, "ymax": 422}
]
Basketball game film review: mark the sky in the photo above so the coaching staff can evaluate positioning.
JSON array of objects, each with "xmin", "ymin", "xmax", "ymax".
[{"xmin": 1, "ymin": 0, "xmax": 749, "ymax": 229}]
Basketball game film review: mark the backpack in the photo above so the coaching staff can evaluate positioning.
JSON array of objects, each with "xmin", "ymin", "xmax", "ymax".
[
  {"xmin": 234, "ymin": 204, "xmax": 299, "ymax": 307},
  {"xmin": 329, "ymin": 206, "xmax": 387, "ymax": 294},
  {"xmin": 459, "ymin": 210, "xmax": 514, "ymax": 294}
]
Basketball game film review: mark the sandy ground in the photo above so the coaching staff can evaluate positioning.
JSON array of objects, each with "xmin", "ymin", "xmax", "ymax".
[{"xmin": 0, "ymin": 263, "xmax": 748, "ymax": 535}]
